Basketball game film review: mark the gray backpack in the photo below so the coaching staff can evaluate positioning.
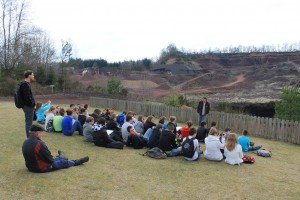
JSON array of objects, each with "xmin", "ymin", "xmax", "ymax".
[
  {"xmin": 142, "ymin": 147, "xmax": 167, "ymax": 159},
  {"xmin": 255, "ymin": 149, "xmax": 272, "ymax": 157}
]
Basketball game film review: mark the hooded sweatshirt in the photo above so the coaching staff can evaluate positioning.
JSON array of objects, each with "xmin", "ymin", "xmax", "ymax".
[
  {"xmin": 83, "ymin": 123, "xmax": 94, "ymax": 142},
  {"xmin": 204, "ymin": 135, "xmax": 224, "ymax": 161}
]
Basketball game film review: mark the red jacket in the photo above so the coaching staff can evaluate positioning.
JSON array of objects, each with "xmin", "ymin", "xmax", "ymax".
[{"xmin": 180, "ymin": 126, "xmax": 191, "ymax": 139}]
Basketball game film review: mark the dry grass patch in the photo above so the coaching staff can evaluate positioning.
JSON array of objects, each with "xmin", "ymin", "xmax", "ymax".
[{"xmin": 0, "ymin": 102, "xmax": 300, "ymax": 199}]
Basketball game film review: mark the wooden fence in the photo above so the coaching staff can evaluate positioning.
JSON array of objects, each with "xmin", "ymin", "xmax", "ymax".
[{"xmin": 90, "ymin": 97, "xmax": 300, "ymax": 145}]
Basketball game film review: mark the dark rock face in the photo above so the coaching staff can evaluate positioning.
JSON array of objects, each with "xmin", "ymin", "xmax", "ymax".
[{"xmin": 230, "ymin": 102, "xmax": 275, "ymax": 118}]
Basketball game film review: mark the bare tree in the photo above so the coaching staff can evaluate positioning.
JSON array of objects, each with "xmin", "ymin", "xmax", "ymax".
[
  {"xmin": 60, "ymin": 40, "xmax": 72, "ymax": 92},
  {"xmin": 0, "ymin": 0, "xmax": 28, "ymax": 72}
]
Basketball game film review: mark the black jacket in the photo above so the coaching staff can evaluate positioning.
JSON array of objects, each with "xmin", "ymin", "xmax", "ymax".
[
  {"xmin": 158, "ymin": 130, "xmax": 177, "ymax": 152},
  {"xmin": 106, "ymin": 119, "xmax": 120, "ymax": 131},
  {"xmin": 197, "ymin": 101, "xmax": 210, "ymax": 114},
  {"xmin": 126, "ymin": 134, "xmax": 147, "ymax": 149},
  {"xmin": 22, "ymin": 136, "xmax": 53, "ymax": 172},
  {"xmin": 78, "ymin": 114, "xmax": 87, "ymax": 126},
  {"xmin": 143, "ymin": 121, "xmax": 156, "ymax": 134},
  {"xmin": 196, "ymin": 126, "xmax": 208, "ymax": 142},
  {"xmin": 20, "ymin": 81, "xmax": 36, "ymax": 107},
  {"xmin": 92, "ymin": 127, "xmax": 114, "ymax": 147},
  {"xmin": 148, "ymin": 128, "xmax": 161, "ymax": 149}
]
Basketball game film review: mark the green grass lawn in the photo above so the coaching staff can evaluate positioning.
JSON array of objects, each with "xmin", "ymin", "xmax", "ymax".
[{"xmin": 0, "ymin": 101, "xmax": 300, "ymax": 200}]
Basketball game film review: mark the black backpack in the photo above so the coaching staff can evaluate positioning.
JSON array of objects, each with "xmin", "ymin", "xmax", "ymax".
[
  {"xmin": 46, "ymin": 119, "xmax": 54, "ymax": 132},
  {"xmin": 14, "ymin": 82, "xmax": 25, "ymax": 109},
  {"xmin": 182, "ymin": 137, "xmax": 195, "ymax": 158}
]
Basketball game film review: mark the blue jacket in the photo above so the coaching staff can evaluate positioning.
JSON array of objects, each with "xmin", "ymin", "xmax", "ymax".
[
  {"xmin": 238, "ymin": 136, "xmax": 250, "ymax": 152},
  {"xmin": 62, "ymin": 116, "xmax": 73, "ymax": 136},
  {"xmin": 36, "ymin": 103, "xmax": 51, "ymax": 122}
]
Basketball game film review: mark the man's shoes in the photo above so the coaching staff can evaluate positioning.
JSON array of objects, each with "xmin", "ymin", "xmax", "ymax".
[
  {"xmin": 79, "ymin": 156, "xmax": 89, "ymax": 164},
  {"xmin": 58, "ymin": 150, "xmax": 68, "ymax": 160}
]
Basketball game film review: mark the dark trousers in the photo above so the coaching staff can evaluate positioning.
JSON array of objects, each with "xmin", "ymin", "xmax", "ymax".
[
  {"xmin": 110, "ymin": 131, "xmax": 123, "ymax": 143},
  {"xmin": 22, "ymin": 105, "xmax": 35, "ymax": 138},
  {"xmin": 51, "ymin": 157, "xmax": 81, "ymax": 171}
]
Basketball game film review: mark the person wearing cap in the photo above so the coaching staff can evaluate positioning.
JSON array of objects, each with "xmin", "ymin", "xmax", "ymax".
[{"xmin": 22, "ymin": 125, "xmax": 89, "ymax": 173}]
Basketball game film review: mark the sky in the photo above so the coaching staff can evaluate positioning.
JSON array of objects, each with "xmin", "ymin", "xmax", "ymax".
[{"xmin": 29, "ymin": 0, "xmax": 300, "ymax": 62}]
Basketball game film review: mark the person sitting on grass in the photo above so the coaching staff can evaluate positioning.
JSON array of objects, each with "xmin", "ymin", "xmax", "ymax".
[
  {"xmin": 53, "ymin": 108, "xmax": 65, "ymax": 133},
  {"xmin": 158, "ymin": 123, "xmax": 182, "ymax": 157},
  {"xmin": 121, "ymin": 114, "xmax": 134, "ymax": 143},
  {"xmin": 158, "ymin": 116, "xmax": 167, "ymax": 130},
  {"xmin": 196, "ymin": 121, "xmax": 209, "ymax": 142},
  {"xmin": 182, "ymin": 128, "xmax": 202, "ymax": 161},
  {"xmin": 83, "ymin": 104, "xmax": 89, "ymax": 116},
  {"xmin": 238, "ymin": 130, "xmax": 262, "ymax": 152},
  {"xmin": 126, "ymin": 126, "xmax": 148, "ymax": 149},
  {"xmin": 22, "ymin": 125, "xmax": 89, "ymax": 173},
  {"xmin": 90, "ymin": 108, "xmax": 101, "ymax": 122},
  {"xmin": 168, "ymin": 116, "xmax": 178, "ymax": 135},
  {"xmin": 106, "ymin": 114, "xmax": 121, "ymax": 132},
  {"xmin": 180, "ymin": 120, "xmax": 193, "ymax": 139},
  {"xmin": 208, "ymin": 121, "xmax": 217, "ymax": 133},
  {"xmin": 45, "ymin": 106, "xmax": 56, "ymax": 132},
  {"xmin": 78, "ymin": 108, "xmax": 87, "ymax": 126},
  {"xmin": 62, "ymin": 109, "xmax": 83, "ymax": 136},
  {"xmin": 134, "ymin": 115, "xmax": 144, "ymax": 134},
  {"xmin": 224, "ymin": 133, "xmax": 243, "ymax": 165},
  {"xmin": 36, "ymin": 100, "xmax": 51, "ymax": 124},
  {"xmin": 143, "ymin": 115, "xmax": 156, "ymax": 134},
  {"xmin": 117, "ymin": 111, "xmax": 126, "ymax": 126},
  {"xmin": 127, "ymin": 111, "xmax": 138, "ymax": 127},
  {"xmin": 204, "ymin": 127, "xmax": 224, "ymax": 161},
  {"xmin": 83, "ymin": 116, "xmax": 94, "ymax": 142},
  {"xmin": 72, "ymin": 106, "xmax": 79, "ymax": 120},
  {"xmin": 92, "ymin": 118, "xmax": 124, "ymax": 149},
  {"xmin": 148, "ymin": 123, "xmax": 163, "ymax": 149}
]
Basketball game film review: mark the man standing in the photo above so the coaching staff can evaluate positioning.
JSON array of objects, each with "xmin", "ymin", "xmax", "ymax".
[
  {"xmin": 197, "ymin": 97, "xmax": 210, "ymax": 125},
  {"xmin": 22, "ymin": 125, "xmax": 89, "ymax": 173},
  {"xmin": 20, "ymin": 70, "xmax": 36, "ymax": 138}
]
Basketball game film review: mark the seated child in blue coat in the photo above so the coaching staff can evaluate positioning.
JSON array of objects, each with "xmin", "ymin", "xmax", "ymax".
[{"xmin": 238, "ymin": 129, "xmax": 262, "ymax": 152}]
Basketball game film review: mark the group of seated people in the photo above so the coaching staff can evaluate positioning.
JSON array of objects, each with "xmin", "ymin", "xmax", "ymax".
[{"xmin": 38, "ymin": 103, "xmax": 262, "ymax": 165}]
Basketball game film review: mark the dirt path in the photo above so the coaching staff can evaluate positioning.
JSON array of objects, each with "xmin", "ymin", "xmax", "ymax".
[
  {"xmin": 175, "ymin": 73, "xmax": 210, "ymax": 92},
  {"xmin": 182, "ymin": 74, "xmax": 245, "ymax": 94}
]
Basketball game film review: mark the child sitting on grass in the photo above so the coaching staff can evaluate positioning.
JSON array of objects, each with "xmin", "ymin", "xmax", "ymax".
[
  {"xmin": 83, "ymin": 116, "xmax": 94, "ymax": 142},
  {"xmin": 180, "ymin": 120, "xmax": 193, "ymax": 139},
  {"xmin": 238, "ymin": 130, "xmax": 262, "ymax": 152},
  {"xmin": 182, "ymin": 128, "xmax": 202, "ymax": 161},
  {"xmin": 126, "ymin": 126, "xmax": 148, "ymax": 149},
  {"xmin": 36, "ymin": 100, "xmax": 51, "ymax": 124},
  {"xmin": 224, "ymin": 133, "xmax": 243, "ymax": 165},
  {"xmin": 45, "ymin": 106, "xmax": 56, "ymax": 132}
]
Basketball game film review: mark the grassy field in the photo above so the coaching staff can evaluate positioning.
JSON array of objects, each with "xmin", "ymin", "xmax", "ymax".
[{"xmin": 0, "ymin": 101, "xmax": 300, "ymax": 200}]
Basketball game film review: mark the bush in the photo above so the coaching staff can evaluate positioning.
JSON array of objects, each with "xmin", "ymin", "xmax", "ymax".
[
  {"xmin": 275, "ymin": 86, "xmax": 300, "ymax": 121},
  {"xmin": 217, "ymin": 102, "xmax": 234, "ymax": 113},
  {"xmin": 0, "ymin": 77, "xmax": 18, "ymax": 96},
  {"xmin": 107, "ymin": 79, "xmax": 127, "ymax": 96},
  {"xmin": 164, "ymin": 89, "xmax": 197, "ymax": 108}
]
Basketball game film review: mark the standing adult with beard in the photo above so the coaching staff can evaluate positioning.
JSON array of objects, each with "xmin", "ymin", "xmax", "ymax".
[{"xmin": 19, "ymin": 70, "xmax": 36, "ymax": 137}]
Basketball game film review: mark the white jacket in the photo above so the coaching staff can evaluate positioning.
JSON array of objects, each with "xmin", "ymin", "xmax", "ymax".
[
  {"xmin": 204, "ymin": 135, "xmax": 224, "ymax": 161},
  {"xmin": 224, "ymin": 144, "xmax": 243, "ymax": 165}
]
